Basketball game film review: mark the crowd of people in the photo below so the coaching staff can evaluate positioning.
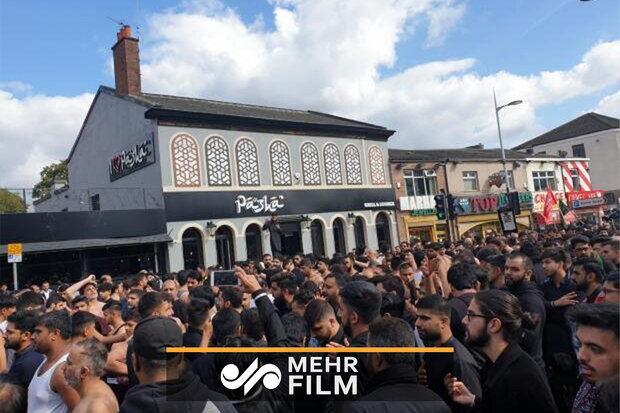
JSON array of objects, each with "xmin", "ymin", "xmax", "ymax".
[{"xmin": 0, "ymin": 224, "xmax": 618, "ymax": 413}]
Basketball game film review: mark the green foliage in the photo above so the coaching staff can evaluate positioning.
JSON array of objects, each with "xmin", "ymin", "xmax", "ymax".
[
  {"xmin": 32, "ymin": 161, "xmax": 68, "ymax": 199},
  {"xmin": 0, "ymin": 188, "xmax": 26, "ymax": 214}
]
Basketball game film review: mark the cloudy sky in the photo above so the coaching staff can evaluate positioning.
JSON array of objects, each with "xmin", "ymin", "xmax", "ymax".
[{"xmin": 0, "ymin": 0, "xmax": 618, "ymax": 188}]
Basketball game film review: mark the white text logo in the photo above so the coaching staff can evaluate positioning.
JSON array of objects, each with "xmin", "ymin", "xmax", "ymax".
[{"xmin": 221, "ymin": 358, "xmax": 282, "ymax": 396}]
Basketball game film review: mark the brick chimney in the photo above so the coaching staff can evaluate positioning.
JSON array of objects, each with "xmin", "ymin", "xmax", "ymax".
[{"xmin": 112, "ymin": 25, "xmax": 141, "ymax": 96}]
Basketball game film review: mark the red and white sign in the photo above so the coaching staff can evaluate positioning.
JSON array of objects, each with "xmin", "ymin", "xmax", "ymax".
[{"xmin": 566, "ymin": 190, "xmax": 604, "ymax": 203}]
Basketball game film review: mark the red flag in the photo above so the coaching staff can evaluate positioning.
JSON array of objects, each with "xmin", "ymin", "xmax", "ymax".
[{"xmin": 543, "ymin": 187, "xmax": 557, "ymax": 225}]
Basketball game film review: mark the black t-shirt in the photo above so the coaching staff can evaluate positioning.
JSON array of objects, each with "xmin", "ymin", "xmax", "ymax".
[{"xmin": 3, "ymin": 345, "xmax": 44, "ymax": 386}]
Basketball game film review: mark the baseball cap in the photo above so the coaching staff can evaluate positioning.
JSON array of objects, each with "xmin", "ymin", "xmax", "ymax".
[{"xmin": 133, "ymin": 316, "xmax": 183, "ymax": 360}]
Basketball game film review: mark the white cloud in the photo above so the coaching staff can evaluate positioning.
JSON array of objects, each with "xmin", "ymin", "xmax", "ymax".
[
  {"xmin": 593, "ymin": 90, "xmax": 620, "ymax": 118},
  {"xmin": 0, "ymin": 88, "xmax": 93, "ymax": 187},
  {"xmin": 139, "ymin": 1, "xmax": 619, "ymax": 149}
]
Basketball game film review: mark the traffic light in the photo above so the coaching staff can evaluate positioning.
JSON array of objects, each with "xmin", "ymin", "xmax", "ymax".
[
  {"xmin": 447, "ymin": 194, "xmax": 457, "ymax": 219},
  {"xmin": 508, "ymin": 192, "xmax": 521, "ymax": 215},
  {"xmin": 434, "ymin": 194, "xmax": 446, "ymax": 220}
]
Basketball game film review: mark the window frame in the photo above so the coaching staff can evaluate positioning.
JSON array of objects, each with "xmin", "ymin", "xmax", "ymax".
[
  {"xmin": 403, "ymin": 169, "xmax": 438, "ymax": 196},
  {"xmin": 462, "ymin": 171, "xmax": 479, "ymax": 191},
  {"xmin": 532, "ymin": 171, "xmax": 557, "ymax": 191},
  {"xmin": 572, "ymin": 144, "xmax": 586, "ymax": 158}
]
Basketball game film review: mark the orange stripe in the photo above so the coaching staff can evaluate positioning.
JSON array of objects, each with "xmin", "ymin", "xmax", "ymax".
[{"xmin": 167, "ymin": 347, "xmax": 454, "ymax": 353}]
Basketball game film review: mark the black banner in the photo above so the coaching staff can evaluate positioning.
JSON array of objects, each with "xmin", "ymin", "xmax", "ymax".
[{"xmin": 164, "ymin": 188, "xmax": 396, "ymax": 222}]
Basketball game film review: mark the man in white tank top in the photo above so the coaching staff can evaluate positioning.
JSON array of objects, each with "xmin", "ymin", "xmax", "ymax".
[{"xmin": 28, "ymin": 311, "xmax": 80, "ymax": 413}]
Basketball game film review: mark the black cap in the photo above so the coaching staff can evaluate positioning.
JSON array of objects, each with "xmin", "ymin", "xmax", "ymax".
[{"xmin": 133, "ymin": 316, "xmax": 182, "ymax": 360}]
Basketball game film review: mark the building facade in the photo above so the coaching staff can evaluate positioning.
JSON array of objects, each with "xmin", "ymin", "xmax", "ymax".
[
  {"xmin": 31, "ymin": 27, "xmax": 397, "ymax": 273},
  {"xmin": 514, "ymin": 112, "xmax": 620, "ymax": 209},
  {"xmin": 388, "ymin": 147, "xmax": 591, "ymax": 241}
]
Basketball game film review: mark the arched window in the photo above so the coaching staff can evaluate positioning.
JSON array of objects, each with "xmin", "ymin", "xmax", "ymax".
[
  {"xmin": 332, "ymin": 218, "xmax": 346, "ymax": 254},
  {"xmin": 301, "ymin": 142, "xmax": 321, "ymax": 185},
  {"xmin": 236, "ymin": 138, "xmax": 260, "ymax": 186},
  {"xmin": 215, "ymin": 226, "xmax": 235, "ymax": 269},
  {"xmin": 182, "ymin": 228, "xmax": 204, "ymax": 270},
  {"xmin": 353, "ymin": 216, "xmax": 366, "ymax": 250},
  {"xmin": 270, "ymin": 140, "xmax": 292, "ymax": 186},
  {"xmin": 171, "ymin": 134, "xmax": 201, "ymax": 187},
  {"xmin": 310, "ymin": 220, "xmax": 325, "ymax": 257},
  {"xmin": 245, "ymin": 224, "xmax": 263, "ymax": 261},
  {"xmin": 368, "ymin": 145, "xmax": 386, "ymax": 185},
  {"xmin": 344, "ymin": 145, "xmax": 362, "ymax": 185},
  {"xmin": 375, "ymin": 212, "xmax": 392, "ymax": 248},
  {"xmin": 324, "ymin": 143, "xmax": 343, "ymax": 185},
  {"xmin": 205, "ymin": 136, "xmax": 232, "ymax": 186}
]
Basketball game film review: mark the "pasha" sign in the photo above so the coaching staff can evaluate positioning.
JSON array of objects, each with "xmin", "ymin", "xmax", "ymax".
[
  {"xmin": 235, "ymin": 195, "xmax": 285, "ymax": 214},
  {"xmin": 109, "ymin": 138, "xmax": 155, "ymax": 181}
]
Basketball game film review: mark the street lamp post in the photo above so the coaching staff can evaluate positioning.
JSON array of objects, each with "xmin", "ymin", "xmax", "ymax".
[{"xmin": 493, "ymin": 89, "xmax": 522, "ymax": 194}]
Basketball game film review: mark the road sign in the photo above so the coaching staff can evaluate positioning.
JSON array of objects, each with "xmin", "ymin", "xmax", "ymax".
[
  {"xmin": 7, "ymin": 243, "xmax": 22, "ymax": 263},
  {"xmin": 572, "ymin": 198, "xmax": 605, "ymax": 209}
]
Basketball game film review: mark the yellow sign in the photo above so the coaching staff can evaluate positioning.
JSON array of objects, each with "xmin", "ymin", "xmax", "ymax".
[{"xmin": 7, "ymin": 244, "xmax": 22, "ymax": 255}]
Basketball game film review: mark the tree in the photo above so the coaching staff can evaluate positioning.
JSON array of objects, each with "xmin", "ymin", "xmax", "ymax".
[
  {"xmin": 0, "ymin": 189, "xmax": 26, "ymax": 214},
  {"xmin": 32, "ymin": 161, "xmax": 68, "ymax": 199}
]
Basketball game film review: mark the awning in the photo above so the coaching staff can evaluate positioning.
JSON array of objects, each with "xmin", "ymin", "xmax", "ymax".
[{"xmin": 0, "ymin": 234, "xmax": 172, "ymax": 255}]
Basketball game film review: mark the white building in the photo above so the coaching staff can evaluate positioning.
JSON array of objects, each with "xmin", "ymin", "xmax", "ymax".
[{"xmin": 514, "ymin": 113, "xmax": 620, "ymax": 209}]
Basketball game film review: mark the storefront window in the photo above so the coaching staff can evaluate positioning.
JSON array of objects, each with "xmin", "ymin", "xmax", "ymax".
[
  {"xmin": 311, "ymin": 220, "xmax": 326, "ymax": 257},
  {"xmin": 404, "ymin": 170, "xmax": 438, "ymax": 197},
  {"xmin": 532, "ymin": 171, "xmax": 556, "ymax": 191},
  {"xmin": 245, "ymin": 224, "xmax": 263, "ymax": 262},
  {"xmin": 375, "ymin": 212, "xmax": 392, "ymax": 248},
  {"xmin": 215, "ymin": 226, "xmax": 235, "ymax": 269},
  {"xmin": 332, "ymin": 218, "xmax": 346, "ymax": 254},
  {"xmin": 182, "ymin": 228, "xmax": 204, "ymax": 270}
]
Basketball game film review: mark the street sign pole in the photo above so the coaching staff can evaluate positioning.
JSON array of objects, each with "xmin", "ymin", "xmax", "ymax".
[{"xmin": 12, "ymin": 263, "xmax": 18, "ymax": 291}]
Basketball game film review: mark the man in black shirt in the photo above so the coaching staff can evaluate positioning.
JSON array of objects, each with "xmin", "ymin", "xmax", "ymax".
[
  {"xmin": 504, "ymin": 252, "xmax": 546, "ymax": 370},
  {"xmin": 445, "ymin": 290, "xmax": 557, "ymax": 413},
  {"xmin": 572, "ymin": 259, "xmax": 604, "ymax": 303},
  {"xmin": 2, "ymin": 311, "xmax": 44, "ymax": 386},
  {"xmin": 415, "ymin": 294, "xmax": 481, "ymax": 412},
  {"xmin": 446, "ymin": 263, "xmax": 478, "ymax": 343}
]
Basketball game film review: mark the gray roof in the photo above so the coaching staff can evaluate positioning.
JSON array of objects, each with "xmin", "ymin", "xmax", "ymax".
[
  {"xmin": 388, "ymin": 147, "xmax": 537, "ymax": 162},
  {"xmin": 513, "ymin": 112, "xmax": 619, "ymax": 150},
  {"xmin": 102, "ymin": 86, "xmax": 390, "ymax": 131},
  {"xmin": 0, "ymin": 234, "xmax": 171, "ymax": 255}
]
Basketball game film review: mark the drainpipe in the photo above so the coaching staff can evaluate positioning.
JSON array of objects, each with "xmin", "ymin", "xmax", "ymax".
[{"xmin": 442, "ymin": 160, "xmax": 455, "ymax": 241}]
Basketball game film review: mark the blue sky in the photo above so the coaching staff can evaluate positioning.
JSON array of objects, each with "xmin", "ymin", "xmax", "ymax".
[{"xmin": 0, "ymin": 0, "xmax": 618, "ymax": 187}]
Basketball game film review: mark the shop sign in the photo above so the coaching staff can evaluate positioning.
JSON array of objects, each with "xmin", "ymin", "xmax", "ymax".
[
  {"xmin": 532, "ymin": 191, "xmax": 565, "ymax": 213},
  {"xmin": 572, "ymin": 197, "xmax": 605, "ymax": 209},
  {"xmin": 410, "ymin": 208, "xmax": 436, "ymax": 217},
  {"xmin": 363, "ymin": 201, "xmax": 395, "ymax": 208},
  {"xmin": 109, "ymin": 138, "xmax": 156, "ymax": 181},
  {"xmin": 235, "ymin": 195, "xmax": 285, "ymax": 214},
  {"xmin": 567, "ymin": 191, "xmax": 604, "ymax": 203},
  {"xmin": 451, "ymin": 192, "xmax": 533, "ymax": 216}
]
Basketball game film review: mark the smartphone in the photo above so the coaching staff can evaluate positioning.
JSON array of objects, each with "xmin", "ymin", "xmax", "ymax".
[{"xmin": 210, "ymin": 270, "xmax": 239, "ymax": 287}]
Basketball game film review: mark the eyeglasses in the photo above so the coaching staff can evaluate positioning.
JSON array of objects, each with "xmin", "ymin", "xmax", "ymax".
[{"xmin": 465, "ymin": 311, "xmax": 491, "ymax": 321}]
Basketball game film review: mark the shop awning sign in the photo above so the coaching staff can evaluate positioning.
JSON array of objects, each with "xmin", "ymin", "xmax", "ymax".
[{"xmin": 572, "ymin": 197, "xmax": 605, "ymax": 209}]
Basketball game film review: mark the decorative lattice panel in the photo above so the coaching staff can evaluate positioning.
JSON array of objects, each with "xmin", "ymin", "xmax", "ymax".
[
  {"xmin": 270, "ymin": 140, "xmax": 292, "ymax": 186},
  {"xmin": 369, "ymin": 146, "xmax": 386, "ymax": 185},
  {"xmin": 205, "ymin": 136, "xmax": 232, "ymax": 186},
  {"xmin": 235, "ymin": 138, "xmax": 260, "ymax": 186},
  {"xmin": 171, "ymin": 134, "xmax": 201, "ymax": 187},
  {"xmin": 344, "ymin": 144, "xmax": 362, "ymax": 185},
  {"xmin": 324, "ymin": 143, "xmax": 343, "ymax": 185},
  {"xmin": 301, "ymin": 142, "xmax": 321, "ymax": 185}
]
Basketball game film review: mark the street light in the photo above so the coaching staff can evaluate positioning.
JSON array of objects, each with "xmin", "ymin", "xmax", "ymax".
[{"xmin": 493, "ymin": 89, "xmax": 522, "ymax": 194}]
